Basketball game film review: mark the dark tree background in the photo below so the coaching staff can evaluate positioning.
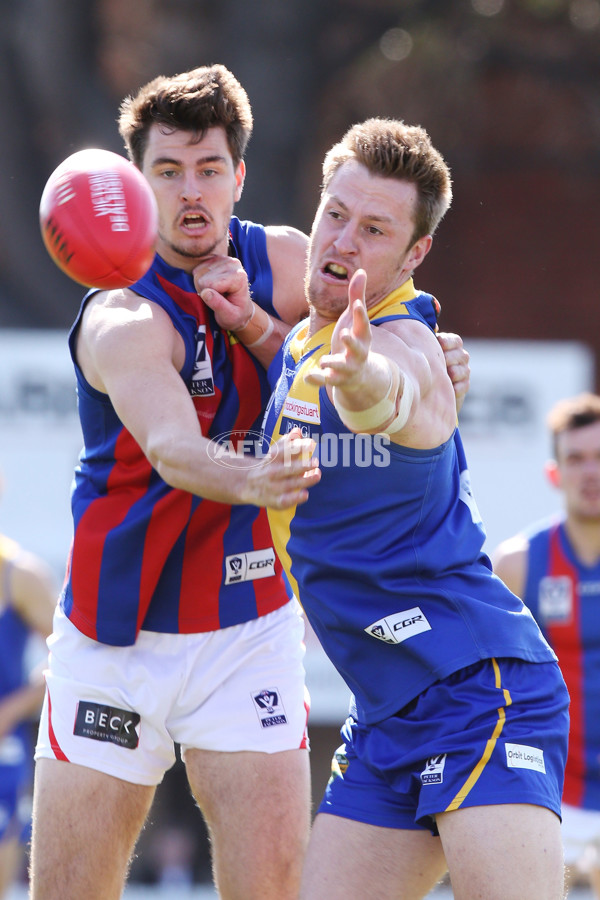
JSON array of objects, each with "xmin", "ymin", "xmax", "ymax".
[{"xmin": 2, "ymin": 0, "xmax": 600, "ymax": 384}]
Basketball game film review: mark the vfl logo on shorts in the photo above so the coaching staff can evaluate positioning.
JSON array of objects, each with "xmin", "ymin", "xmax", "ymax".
[
  {"xmin": 73, "ymin": 701, "xmax": 140, "ymax": 750},
  {"xmin": 421, "ymin": 754, "xmax": 447, "ymax": 784},
  {"xmin": 253, "ymin": 688, "xmax": 288, "ymax": 728},
  {"xmin": 225, "ymin": 548, "xmax": 276, "ymax": 585},
  {"xmin": 365, "ymin": 607, "xmax": 431, "ymax": 644},
  {"xmin": 505, "ymin": 743, "xmax": 546, "ymax": 774}
]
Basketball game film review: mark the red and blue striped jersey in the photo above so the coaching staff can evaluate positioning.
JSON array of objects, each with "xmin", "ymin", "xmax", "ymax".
[
  {"xmin": 523, "ymin": 517, "xmax": 600, "ymax": 809},
  {"xmin": 61, "ymin": 217, "xmax": 291, "ymax": 646}
]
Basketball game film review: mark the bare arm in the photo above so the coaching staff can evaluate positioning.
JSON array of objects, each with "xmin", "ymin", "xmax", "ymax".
[
  {"xmin": 306, "ymin": 269, "xmax": 456, "ymax": 449},
  {"xmin": 76, "ymin": 290, "xmax": 320, "ymax": 509},
  {"xmin": 490, "ymin": 535, "xmax": 529, "ymax": 598}
]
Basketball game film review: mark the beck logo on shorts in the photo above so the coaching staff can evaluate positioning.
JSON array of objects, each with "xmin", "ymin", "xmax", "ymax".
[
  {"xmin": 252, "ymin": 688, "xmax": 288, "ymax": 728},
  {"xmin": 225, "ymin": 548, "xmax": 276, "ymax": 585},
  {"xmin": 365, "ymin": 607, "xmax": 431, "ymax": 644},
  {"xmin": 421, "ymin": 754, "xmax": 447, "ymax": 784},
  {"xmin": 73, "ymin": 701, "xmax": 140, "ymax": 750},
  {"xmin": 505, "ymin": 742, "xmax": 546, "ymax": 774}
]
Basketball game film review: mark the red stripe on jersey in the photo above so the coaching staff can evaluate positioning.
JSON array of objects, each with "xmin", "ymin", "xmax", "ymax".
[
  {"xmin": 47, "ymin": 688, "xmax": 69, "ymax": 762},
  {"xmin": 227, "ymin": 338, "xmax": 264, "ymax": 433},
  {"xmin": 137, "ymin": 488, "xmax": 194, "ymax": 634},
  {"xmin": 178, "ymin": 499, "xmax": 231, "ymax": 631},
  {"xmin": 546, "ymin": 526, "xmax": 584, "ymax": 806},
  {"xmin": 70, "ymin": 430, "xmax": 152, "ymax": 640},
  {"xmin": 251, "ymin": 509, "xmax": 289, "ymax": 617}
]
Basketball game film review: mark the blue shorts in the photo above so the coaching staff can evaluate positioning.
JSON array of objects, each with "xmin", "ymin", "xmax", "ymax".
[{"xmin": 318, "ymin": 657, "xmax": 569, "ymax": 835}]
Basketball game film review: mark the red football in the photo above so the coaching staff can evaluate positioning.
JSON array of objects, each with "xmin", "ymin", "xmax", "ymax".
[{"xmin": 39, "ymin": 148, "xmax": 158, "ymax": 289}]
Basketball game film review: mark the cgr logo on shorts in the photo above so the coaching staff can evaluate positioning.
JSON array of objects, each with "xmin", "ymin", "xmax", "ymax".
[
  {"xmin": 421, "ymin": 754, "xmax": 447, "ymax": 785},
  {"xmin": 252, "ymin": 688, "xmax": 288, "ymax": 728},
  {"xmin": 73, "ymin": 701, "xmax": 140, "ymax": 750},
  {"xmin": 365, "ymin": 607, "xmax": 432, "ymax": 644}
]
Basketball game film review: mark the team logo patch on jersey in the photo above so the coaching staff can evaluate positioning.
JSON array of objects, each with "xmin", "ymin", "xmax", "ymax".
[
  {"xmin": 365, "ymin": 607, "xmax": 431, "ymax": 644},
  {"xmin": 225, "ymin": 548, "xmax": 276, "ymax": 584},
  {"xmin": 538, "ymin": 576, "xmax": 572, "ymax": 624},
  {"xmin": 505, "ymin": 742, "xmax": 546, "ymax": 774},
  {"xmin": 252, "ymin": 688, "xmax": 288, "ymax": 728},
  {"xmin": 421, "ymin": 754, "xmax": 447, "ymax": 784},
  {"xmin": 73, "ymin": 701, "xmax": 140, "ymax": 750},
  {"xmin": 190, "ymin": 325, "xmax": 215, "ymax": 396}
]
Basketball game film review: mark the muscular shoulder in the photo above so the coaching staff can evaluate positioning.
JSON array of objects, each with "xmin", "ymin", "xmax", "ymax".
[
  {"xmin": 77, "ymin": 288, "xmax": 183, "ymax": 392},
  {"xmin": 491, "ymin": 533, "xmax": 530, "ymax": 598},
  {"xmin": 265, "ymin": 225, "xmax": 309, "ymax": 326}
]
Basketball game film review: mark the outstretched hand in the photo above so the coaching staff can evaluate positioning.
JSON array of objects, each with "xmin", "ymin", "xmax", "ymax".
[
  {"xmin": 243, "ymin": 429, "xmax": 321, "ymax": 509},
  {"xmin": 305, "ymin": 269, "xmax": 371, "ymax": 393}
]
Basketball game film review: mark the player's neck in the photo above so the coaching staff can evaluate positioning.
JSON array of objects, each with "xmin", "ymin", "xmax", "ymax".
[{"xmin": 564, "ymin": 516, "xmax": 600, "ymax": 567}]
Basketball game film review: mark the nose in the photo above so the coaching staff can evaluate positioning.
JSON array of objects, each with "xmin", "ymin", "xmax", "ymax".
[
  {"xmin": 332, "ymin": 221, "xmax": 358, "ymax": 256},
  {"xmin": 180, "ymin": 172, "xmax": 202, "ymax": 202}
]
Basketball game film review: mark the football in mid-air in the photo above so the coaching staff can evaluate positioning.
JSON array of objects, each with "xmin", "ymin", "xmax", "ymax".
[{"xmin": 39, "ymin": 148, "xmax": 158, "ymax": 289}]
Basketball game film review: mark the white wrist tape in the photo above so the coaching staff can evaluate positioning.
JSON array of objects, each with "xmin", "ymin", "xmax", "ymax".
[
  {"xmin": 332, "ymin": 360, "xmax": 414, "ymax": 434},
  {"xmin": 233, "ymin": 302, "xmax": 275, "ymax": 348}
]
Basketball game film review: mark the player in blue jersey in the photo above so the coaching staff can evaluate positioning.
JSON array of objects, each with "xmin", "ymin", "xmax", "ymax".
[
  {"xmin": 257, "ymin": 118, "xmax": 569, "ymax": 900},
  {"xmin": 0, "ymin": 477, "xmax": 55, "ymax": 898},
  {"xmin": 30, "ymin": 68, "xmax": 470, "ymax": 900},
  {"xmin": 493, "ymin": 392, "xmax": 600, "ymax": 898}
]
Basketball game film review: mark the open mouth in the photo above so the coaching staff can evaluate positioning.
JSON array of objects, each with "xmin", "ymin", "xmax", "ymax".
[
  {"xmin": 324, "ymin": 263, "xmax": 349, "ymax": 280},
  {"xmin": 181, "ymin": 212, "xmax": 208, "ymax": 229}
]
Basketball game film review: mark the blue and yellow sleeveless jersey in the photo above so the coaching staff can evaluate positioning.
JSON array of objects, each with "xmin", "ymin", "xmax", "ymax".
[
  {"xmin": 263, "ymin": 279, "xmax": 556, "ymax": 725},
  {"xmin": 522, "ymin": 515, "xmax": 600, "ymax": 809},
  {"xmin": 62, "ymin": 217, "xmax": 291, "ymax": 646}
]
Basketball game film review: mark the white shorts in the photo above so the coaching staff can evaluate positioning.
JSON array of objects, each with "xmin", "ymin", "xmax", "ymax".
[
  {"xmin": 35, "ymin": 601, "xmax": 310, "ymax": 786},
  {"xmin": 561, "ymin": 803, "xmax": 600, "ymax": 868}
]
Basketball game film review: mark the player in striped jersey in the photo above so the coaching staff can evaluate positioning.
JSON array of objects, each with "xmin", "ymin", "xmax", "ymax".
[
  {"xmin": 493, "ymin": 393, "xmax": 600, "ymax": 898},
  {"xmin": 30, "ymin": 65, "xmax": 321, "ymax": 900}
]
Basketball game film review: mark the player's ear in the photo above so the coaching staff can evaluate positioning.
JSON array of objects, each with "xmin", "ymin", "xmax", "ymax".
[
  {"xmin": 544, "ymin": 459, "xmax": 561, "ymax": 489},
  {"xmin": 406, "ymin": 234, "xmax": 432, "ymax": 274},
  {"xmin": 235, "ymin": 160, "xmax": 246, "ymax": 201}
]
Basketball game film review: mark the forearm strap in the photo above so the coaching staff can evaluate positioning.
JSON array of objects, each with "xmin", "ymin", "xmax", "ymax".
[
  {"xmin": 232, "ymin": 302, "xmax": 275, "ymax": 348},
  {"xmin": 332, "ymin": 359, "xmax": 414, "ymax": 434}
]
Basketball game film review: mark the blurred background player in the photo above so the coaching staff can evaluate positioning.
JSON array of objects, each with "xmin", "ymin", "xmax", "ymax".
[
  {"xmin": 0, "ymin": 472, "xmax": 56, "ymax": 898},
  {"xmin": 493, "ymin": 392, "xmax": 600, "ymax": 898}
]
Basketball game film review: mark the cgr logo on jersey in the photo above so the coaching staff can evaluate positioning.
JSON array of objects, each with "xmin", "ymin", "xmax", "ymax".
[
  {"xmin": 421, "ymin": 754, "xmax": 447, "ymax": 785},
  {"xmin": 252, "ymin": 688, "xmax": 288, "ymax": 728},
  {"xmin": 190, "ymin": 325, "xmax": 215, "ymax": 396},
  {"xmin": 538, "ymin": 575, "xmax": 572, "ymax": 624},
  {"xmin": 365, "ymin": 607, "xmax": 432, "ymax": 644},
  {"xmin": 225, "ymin": 547, "xmax": 276, "ymax": 585},
  {"xmin": 73, "ymin": 701, "xmax": 140, "ymax": 750}
]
